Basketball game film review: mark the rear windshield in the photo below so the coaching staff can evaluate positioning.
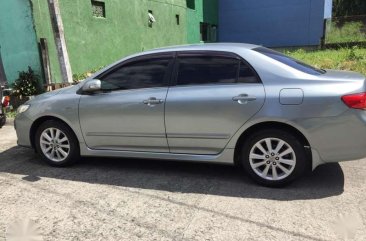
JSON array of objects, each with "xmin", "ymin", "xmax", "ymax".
[{"xmin": 253, "ymin": 47, "xmax": 326, "ymax": 75}]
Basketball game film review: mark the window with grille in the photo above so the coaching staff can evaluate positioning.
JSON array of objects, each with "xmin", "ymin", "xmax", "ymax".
[{"xmin": 91, "ymin": 0, "xmax": 105, "ymax": 18}]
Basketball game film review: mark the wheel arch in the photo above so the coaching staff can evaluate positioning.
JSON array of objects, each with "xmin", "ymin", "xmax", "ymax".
[
  {"xmin": 30, "ymin": 115, "xmax": 80, "ymax": 151},
  {"xmin": 233, "ymin": 121, "xmax": 312, "ymax": 167}
]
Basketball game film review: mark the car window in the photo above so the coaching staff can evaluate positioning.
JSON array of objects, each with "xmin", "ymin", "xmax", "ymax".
[
  {"xmin": 253, "ymin": 47, "xmax": 325, "ymax": 75},
  {"xmin": 177, "ymin": 56, "xmax": 238, "ymax": 86},
  {"xmin": 100, "ymin": 57, "xmax": 171, "ymax": 91},
  {"xmin": 238, "ymin": 62, "xmax": 260, "ymax": 83}
]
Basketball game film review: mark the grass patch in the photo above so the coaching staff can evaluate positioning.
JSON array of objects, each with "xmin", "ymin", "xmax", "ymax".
[
  {"xmin": 326, "ymin": 21, "xmax": 366, "ymax": 44},
  {"xmin": 287, "ymin": 47, "xmax": 366, "ymax": 76}
]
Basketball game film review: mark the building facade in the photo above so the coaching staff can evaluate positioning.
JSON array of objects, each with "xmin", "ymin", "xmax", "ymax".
[
  {"xmin": 218, "ymin": 0, "xmax": 326, "ymax": 47},
  {"xmin": 0, "ymin": 0, "xmax": 43, "ymax": 85},
  {"xmin": 0, "ymin": 0, "xmax": 327, "ymax": 86},
  {"xmin": 0, "ymin": 0, "xmax": 218, "ymax": 85}
]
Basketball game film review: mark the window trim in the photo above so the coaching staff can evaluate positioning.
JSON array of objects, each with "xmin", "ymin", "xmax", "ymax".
[
  {"xmin": 171, "ymin": 51, "xmax": 262, "ymax": 87},
  {"xmin": 253, "ymin": 47, "xmax": 326, "ymax": 75},
  {"xmin": 95, "ymin": 52, "xmax": 176, "ymax": 92}
]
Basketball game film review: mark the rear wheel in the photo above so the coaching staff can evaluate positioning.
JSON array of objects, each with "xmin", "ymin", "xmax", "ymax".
[
  {"xmin": 35, "ymin": 120, "xmax": 80, "ymax": 166},
  {"xmin": 240, "ymin": 129, "xmax": 307, "ymax": 187}
]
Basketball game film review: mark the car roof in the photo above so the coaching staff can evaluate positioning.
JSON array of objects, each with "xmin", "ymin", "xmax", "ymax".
[
  {"xmin": 139, "ymin": 43, "xmax": 261, "ymax": 55},
  {"xmin": 89, "ymin": 43, "xmax": 262, "ymax": 80}
]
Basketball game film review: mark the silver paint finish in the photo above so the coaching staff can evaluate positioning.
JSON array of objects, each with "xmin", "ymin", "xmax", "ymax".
[
  {"xmin": 79, "ymin": 87, "xmax": 169, "ymax": 152},
  {"xmin": 279, "ymin": 88, "xmax": 304, "ymax": 105},
  {"xmin": 165, "ymin": 84, "xmax": 265, "ymax": 154},
  {"xmin": 14, "ymin": 43, "xmax": 366, "ymax": 171}
]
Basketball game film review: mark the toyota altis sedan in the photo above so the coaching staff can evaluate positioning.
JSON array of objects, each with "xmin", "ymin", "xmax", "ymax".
[{"xmin": 15, "ymin": 43, "xmax": 366, "ymax": 186}]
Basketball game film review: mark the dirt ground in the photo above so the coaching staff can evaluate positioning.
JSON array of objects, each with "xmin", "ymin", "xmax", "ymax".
[{"xmin": 0, "ymin": 120, "xmax": 365, "ymax": 240}]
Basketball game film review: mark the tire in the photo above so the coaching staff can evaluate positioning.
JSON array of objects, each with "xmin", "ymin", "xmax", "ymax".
[
  {"xmin": 0, "ymin": 114, "xmax": 5, "ymax": 128},
  {"xmin": 240, "ymin": 129, "xmax": 307, "ymax": 187},
  {"xmin": 35, "ymin": 120, "xmax": 80, "ymax": 167}
]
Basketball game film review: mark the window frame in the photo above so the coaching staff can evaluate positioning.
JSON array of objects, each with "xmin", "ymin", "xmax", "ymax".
[
  {"xmin": 95, "ymin": 52, "xmax": 176, "ymax": 92},
  {"xmin": 171, "ymin": 51, "xmax": 262, "ymax": 87},
  {"xmin": 253, "ymin": 47, "xmax": 326, "ymax": 75}
]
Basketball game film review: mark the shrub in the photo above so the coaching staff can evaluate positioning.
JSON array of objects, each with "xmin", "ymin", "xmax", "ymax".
[{"xmin": 12, "ymin": 66, "xmax": 40, "ymax": 97}]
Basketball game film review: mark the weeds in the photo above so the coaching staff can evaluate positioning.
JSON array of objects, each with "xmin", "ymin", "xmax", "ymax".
[
  {"xmin": 287, "ymin": 47, "xmax": 366, "ymax": 75},
  {"xmin": 326, "ymin": 21, "xmax": 366, "ymax": 44}
]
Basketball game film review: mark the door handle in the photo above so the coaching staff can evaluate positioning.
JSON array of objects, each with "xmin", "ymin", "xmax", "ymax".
[
  {"xmin": 232, "ymin": 94, "xmax": 256, "ymax": 104},
  {"xmin": 143, "ymin": 97, "xmax": 164, "ymax": 107}
]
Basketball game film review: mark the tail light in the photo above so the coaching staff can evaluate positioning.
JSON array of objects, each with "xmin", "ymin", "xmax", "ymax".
[
  {"xmin": 2, "ymin": 96, "xmax": 10, "ymax": 108},
  {"xmin": 341, "ymin": 92, "xmax": 366, "ymax": 110}
]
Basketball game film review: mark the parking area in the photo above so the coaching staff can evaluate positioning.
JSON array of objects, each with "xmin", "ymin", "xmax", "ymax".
[{"xmin": 0, "ymin": 120, "xmax": 366, "ymax": 241}]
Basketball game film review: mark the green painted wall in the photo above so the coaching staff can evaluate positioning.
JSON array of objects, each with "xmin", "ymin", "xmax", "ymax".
[
  {"xmin": 0, "ymin": 0, "xmax": 43, "ymax": 85},
  {"xmin": 30, "ymin": 0, "xmax": 217, "ymax": 83},
  {"xmin": 59, "ymin": 0, "xmax": 188, "ymax": 78},
  {"xmin": 31, "ymin": 0, "xmax": 63, "ymax": 83},
  {"xmin": 187, "ymin": 0, "xmax": 218, "ymax": 43}
]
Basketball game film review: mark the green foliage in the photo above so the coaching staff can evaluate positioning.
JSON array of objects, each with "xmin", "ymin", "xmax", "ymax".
[
  {"xmin": 333, "ymin": 0, "xmax": 366, "ymax": 17},
  {"xmin": 326, "ymin": 21, "xmax": 366, "ymax": 44},
  {"xmin": 287, "ymin": 47, "xmax": 366, "ymax": 76},
  {"xmin": 346, "ymin": 46, "xmax": 363, "ymax": 61},
  {"xmin": 72, "ymin": 66, "xmax": 105, "ymax": 83},
  {"xmin": 12, "ymin": 67, "xmax": 40, "ymax": 97},
  {"xmin": 5, "ymin": 111, "xmax": 17, "ymax": 119}
]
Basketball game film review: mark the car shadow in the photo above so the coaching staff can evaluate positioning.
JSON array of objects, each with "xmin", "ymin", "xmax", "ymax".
[{"xmin": 0, "ymin": 146, "xmax": 344, "ymax": 201}]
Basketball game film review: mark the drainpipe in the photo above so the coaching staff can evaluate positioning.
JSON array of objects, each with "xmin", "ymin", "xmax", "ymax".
[{"xmin": 48, "ymin": 0, "xmax": 73, "ymax": 83}]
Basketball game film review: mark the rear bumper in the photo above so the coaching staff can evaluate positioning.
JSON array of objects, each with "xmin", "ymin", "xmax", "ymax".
[
  {"xmin": 300, "ymin": 109, "xmax": 366, "ymax": 165},
  {"xmin": 14, "ymin": 113, "xmax": 32, "ymax": 148}
]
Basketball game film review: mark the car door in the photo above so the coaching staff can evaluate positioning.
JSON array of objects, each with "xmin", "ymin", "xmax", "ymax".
[
  {"xmin": 79, "ymin": 53, "xmax": 174, "ymax": 152},
  {"xmin": 165, "ymin": 51, "xmax": 265, "ymax": 155}
]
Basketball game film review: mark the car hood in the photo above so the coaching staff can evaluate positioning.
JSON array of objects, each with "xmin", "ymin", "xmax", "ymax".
[{"xmin": 26, "ymin": 84, "xmax": 80, "ymax": 104}]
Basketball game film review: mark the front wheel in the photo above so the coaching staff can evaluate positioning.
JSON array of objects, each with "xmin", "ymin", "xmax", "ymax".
[
  {"xmin": 0, "ymin": 114, "xmax": 5, "ymax": 128},
  {"xmin": 240, "ymin": 129, "xmax": 307, "ymax": 187},
  {"xmin": 35, "ymin": 120, "xmax": 80, "ymax": 166}
]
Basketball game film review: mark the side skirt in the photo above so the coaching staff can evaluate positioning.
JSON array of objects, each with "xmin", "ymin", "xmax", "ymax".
[{"xmin": 80, "ymin": 143, "xmax": 234, "ymax": 165}]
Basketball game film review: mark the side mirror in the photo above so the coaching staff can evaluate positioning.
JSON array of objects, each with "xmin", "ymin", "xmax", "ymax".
[{"xmin": 82, "ymin": 79, "xmax": 101, "ymax": 93}]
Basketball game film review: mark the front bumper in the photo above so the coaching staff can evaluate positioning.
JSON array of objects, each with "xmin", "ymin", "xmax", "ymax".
[{"xmin": 14, "ymin": 113, "xmax": 33, "ymax": 148}]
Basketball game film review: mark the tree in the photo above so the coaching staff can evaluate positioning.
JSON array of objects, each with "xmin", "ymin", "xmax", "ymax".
[{"xmin": 333, "ymin": 0, "xmax": 366, "ymax": 17}]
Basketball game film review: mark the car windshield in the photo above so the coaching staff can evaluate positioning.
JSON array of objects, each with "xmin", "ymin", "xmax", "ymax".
[{"xmin": 253, "ymin": 47, "xmax": 326, "ymax": 75}]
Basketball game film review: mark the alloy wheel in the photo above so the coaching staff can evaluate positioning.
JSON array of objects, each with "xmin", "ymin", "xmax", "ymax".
[
  {"xmin": 40, "ymin": 127, "xmax": 70, "ymax": 162},
  {"xmin": 249, "ymin": 137, "xmax": 296, "ymax": 181}
]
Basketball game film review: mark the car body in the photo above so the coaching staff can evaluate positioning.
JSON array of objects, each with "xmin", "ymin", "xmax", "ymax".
[{"xmin": 15, "ymin": 43, "xmax": 366, "ymax": 186}]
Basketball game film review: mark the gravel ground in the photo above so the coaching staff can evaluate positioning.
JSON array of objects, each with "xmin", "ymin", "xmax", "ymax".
[{"xmin": 0, "ymin": 120, "xmax": 365, "ymax": 241}]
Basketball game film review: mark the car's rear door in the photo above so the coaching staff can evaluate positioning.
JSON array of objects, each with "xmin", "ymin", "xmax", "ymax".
[
  {"xmin": 79, "ymin": 53, "xmax": 174, "ymax": 152},
  {"xmin": 165, "ymin": 51, "xmax": 265, "ymax": 154}
]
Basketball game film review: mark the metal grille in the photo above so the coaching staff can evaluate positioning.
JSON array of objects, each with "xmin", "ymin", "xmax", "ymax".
[{"xmin": 92, "ymin": 1, "xmax": 105, "ymax": 18}]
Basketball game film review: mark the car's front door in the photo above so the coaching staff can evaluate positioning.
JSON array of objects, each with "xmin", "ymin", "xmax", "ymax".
[
  {"xmin": 79, "ymin": 53, "xmax": 174, "ymax": 152},
  {"xmin": 165, "ymin": 51, "xmax": 265, "ymax": 155}
]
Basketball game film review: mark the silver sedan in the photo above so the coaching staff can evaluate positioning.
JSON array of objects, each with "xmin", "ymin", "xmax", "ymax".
[{"xmin": 14, "ymin": 43, "xmax": 366, "ymax": 187}]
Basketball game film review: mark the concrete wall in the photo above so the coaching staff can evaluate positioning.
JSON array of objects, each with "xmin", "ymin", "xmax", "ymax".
[
  {"xmin": 218, "ymin": 0, "xmax": 325, "ymax": 47},
  {"xmin": 187, "ymin": 0, "xmax": 218, "ymax": 43},
  {"xmin": 0, "ymin": 0, "xmax": 43, "ymax": 85}
]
